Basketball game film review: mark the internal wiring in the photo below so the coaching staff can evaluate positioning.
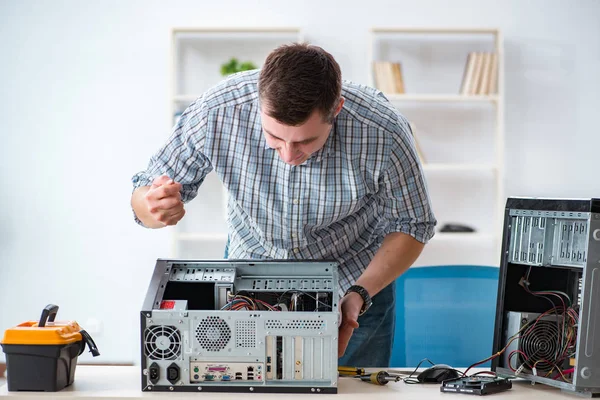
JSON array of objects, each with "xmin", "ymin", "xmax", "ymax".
[
  {"xmin": 275, "ymin": 290, "xmax": 333, "ymax": 311},
  {"xmin": 463, "ymin": 268, "xmax": 578, "ymax": 381},
  {"xmin": 221, "ymin": 290, "xmax": 332, "ymax": 312}
]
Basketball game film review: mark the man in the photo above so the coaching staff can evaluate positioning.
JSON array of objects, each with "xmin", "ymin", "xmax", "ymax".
[{"xmin": 131, "ymin": 43, "xmax": 436, "ymax": 367}]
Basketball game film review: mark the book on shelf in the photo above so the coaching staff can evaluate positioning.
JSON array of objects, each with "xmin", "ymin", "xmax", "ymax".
[
  {"xmin": 460, "ymin": 52, "xmax": 498, "ymax": 96},
  {"xmin": 373, "ymin": 61, "xmax": 405, "ymax": 94}
]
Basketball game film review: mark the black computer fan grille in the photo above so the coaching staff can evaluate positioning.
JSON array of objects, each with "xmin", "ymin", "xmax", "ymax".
[
  {"xmin": 519, "ymin": 319, "xmax": 561, "ymax": 372},
  {"xmin": 196, "ymin": 316, "xmax": 231, "ymax": 352}
]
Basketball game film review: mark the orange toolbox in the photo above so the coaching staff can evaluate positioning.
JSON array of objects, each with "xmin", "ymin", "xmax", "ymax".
[{"xmin": 1, "ymin": 304, "xmax": 99, "ymax": 391}]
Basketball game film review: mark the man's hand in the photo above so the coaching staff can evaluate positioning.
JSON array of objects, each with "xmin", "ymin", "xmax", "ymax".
[
  {"xmin": 143, "ymin": 175, "xmax": 185, "ymax": 227},
  {"xmin": 338, "ymin": 292, "xmax": 363, "ymax": 357}
]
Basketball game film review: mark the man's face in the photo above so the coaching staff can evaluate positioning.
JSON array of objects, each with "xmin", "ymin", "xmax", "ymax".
[{"xmin": 261, "ymin": 102, "xmax": 342, "ymax": 166}]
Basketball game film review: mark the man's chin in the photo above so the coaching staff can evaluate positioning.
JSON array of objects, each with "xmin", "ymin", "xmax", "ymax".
[{"xmin": 285, "ymin": 155, "xmax": 308, "ymax": 166}]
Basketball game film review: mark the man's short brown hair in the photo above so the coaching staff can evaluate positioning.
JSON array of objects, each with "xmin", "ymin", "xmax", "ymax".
[{"xmin": 258, "ymin": 43, "xmax": 342, "ymax": 126}]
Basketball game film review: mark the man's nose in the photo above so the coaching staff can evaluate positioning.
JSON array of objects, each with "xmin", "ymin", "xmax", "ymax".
[{"xmin": 281, "ymin": 143, "xmax": 298, "ymax": 162}]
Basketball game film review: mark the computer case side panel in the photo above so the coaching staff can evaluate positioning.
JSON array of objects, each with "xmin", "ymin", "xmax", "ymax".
[
  {"xmin": 574, "ymin": 209, "xmax": 600, "ymax": 389},
  {"xmin": 141, "ymin": 259, "xmax": 171, "ymax": 312},
  {"xmin": 491, "ymin": 203, "xmax": 512, "ymax": 371}
]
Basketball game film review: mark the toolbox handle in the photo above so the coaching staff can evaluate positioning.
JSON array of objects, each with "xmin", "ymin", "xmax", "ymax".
[
  {"xmin": 78, "ymin": 329, "xmax": 100, "ymax": 357},
  {"xmin": 38, "ymin": 304, "xmax": 59, "ymax": 327}
]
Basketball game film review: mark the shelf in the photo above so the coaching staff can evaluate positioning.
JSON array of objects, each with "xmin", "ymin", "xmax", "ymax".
[
  {"xmin": 173, "ymin": 27, "xmax": 303, "ymax": 98},
  {"xmin": 175, "ymin": 232, "xmax": 493, "ymax": 243},
  {"xmin": 174, "ymin": 27, "xmax": 301, "ymax": 34},
  {"xmin": 176, "ymin": 233, "xmax": 228, "ymax": 241},
  {"xmin": 173, "ymin": 95, "xmax": 200, "ymax": 103},
  {"xmin": 432, "ymin": 232, "xmax": 495, "ymax": 242},
  {"xmin": 422, "ymin": 164, "xmax": 497, "ymax": 172},
  {"xmin": 176, "ymin": 94, "xmax": 498, "ymax": 105},
  {"xmin": 414, "ymin": 232, "xmax": 500, "ymax": 267},
  {"xmin": 173, "ymin": 28, "xmax": 301, "ymax": 41},
  {"xmin": 371, "ymin": 27, "xmax": 499, "ymax": 35},
  {"xmin": 385, "ymin": 94, "xmax": 498, "ymax": 103}
]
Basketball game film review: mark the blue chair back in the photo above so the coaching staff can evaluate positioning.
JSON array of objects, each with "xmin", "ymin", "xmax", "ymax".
[{"xmin": 391, "ymin": 265, "xmax": 499, "ymax": 368}]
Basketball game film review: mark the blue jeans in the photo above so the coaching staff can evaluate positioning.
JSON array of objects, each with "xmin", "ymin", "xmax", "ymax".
[
  {"xmin": 338, "ymin": 281, "xmax": 396, "ymax": 368},
  {"xmin": 224, "ymin": 239, "xmax": 396, "ymax": 367}
]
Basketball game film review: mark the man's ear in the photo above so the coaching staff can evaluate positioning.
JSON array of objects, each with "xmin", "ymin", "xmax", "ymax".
[{"xmin": 334, "ymin": 98, "xmax": 345, "ymax": 117}]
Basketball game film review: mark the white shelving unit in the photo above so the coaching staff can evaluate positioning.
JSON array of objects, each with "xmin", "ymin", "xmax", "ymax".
[
  {"xmin": 169, "ymin": 27, "xmax": 303, "ymax": 258},
  {"xmin": 369, "ymin": 27, "xmax": 504, "ymax": 267}
]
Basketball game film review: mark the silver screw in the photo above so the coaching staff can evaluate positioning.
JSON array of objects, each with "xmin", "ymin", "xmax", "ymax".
[
  {"xmin": 311, "ymin": 388, "xmax": 316, "ymax": 392},
  {"xmin": 146, "ymin": 313, "xmax": 151, "ymax": 317},
  {"xmin": 317, "ymin": 389, "xmax": 321, "ymax": 392},
  {"xmin": 169, "ymin": 387, "xmax": 174, "ymax": 391},
  {"xmin": 179, "ymin": 320, "xmax": 183, "ymax": 324},
  {"xmin": 143, "ymin": 369, "xmax": 148, "ymax": 375},
  {"xmin": 148, "ymin": 386, "xmax": 152, "ymax": 391},
  {"xmin": 249, "ymin": 387, "xmax": 254, "ymax": 392}
]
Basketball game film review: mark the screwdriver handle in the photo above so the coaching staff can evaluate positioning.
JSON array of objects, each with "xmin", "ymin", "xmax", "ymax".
[
  {"xmin": 360, "ymin": 371, "xmax": 398, "ymax": 385},
  {"xmin": 338, "ymin": 366, "xmax": 366, "ymax": 376}
]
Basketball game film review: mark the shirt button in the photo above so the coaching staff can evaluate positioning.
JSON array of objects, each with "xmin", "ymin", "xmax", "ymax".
[
  {"xmin": 291, "ymin": 233, "xmax": 297, "ymax": 239},
  {"xmin": 293, "ymin": 199, "xmax": 299, "ymax": 205},
  {"xmin": 293, "ymin": 248, "xmax": 300, "ymax": 254}
]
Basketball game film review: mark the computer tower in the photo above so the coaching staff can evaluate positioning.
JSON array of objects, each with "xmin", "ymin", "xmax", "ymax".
[
  {"xmin": 492, "ymin": 197, "xmax": 600, "ymax": 397},
  {"xmin": 140, "ymin": 259, "xmax": 340, "ymax": 393}
]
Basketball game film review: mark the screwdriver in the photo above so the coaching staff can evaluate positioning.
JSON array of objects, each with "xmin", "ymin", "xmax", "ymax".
[
  {"xmin": 338, "ymin": 366, "xmax": 366, "ymax": 376},
  {"xmin": 359, "ymin": 371, "xmax": 400, "ymax": 385}
]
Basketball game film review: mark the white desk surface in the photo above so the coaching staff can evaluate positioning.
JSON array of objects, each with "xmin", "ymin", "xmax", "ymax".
[{"xmin": 0, "ymin": 366, "xmax": 574, "ymax": 399}]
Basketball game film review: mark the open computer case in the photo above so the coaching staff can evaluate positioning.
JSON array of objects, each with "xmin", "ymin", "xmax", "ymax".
[
  {"xmin": 492, "ymin": 197, "xmax": 600, "ymax": 397},
  {"xmin": 139, "ymin": 259, "xmax": 339, "ymax": 393}
]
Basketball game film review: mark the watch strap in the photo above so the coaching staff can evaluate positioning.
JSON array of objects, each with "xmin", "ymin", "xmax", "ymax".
[{"xmin": 345, "ymin": 285, "xmax": 372, "ymax": 316}]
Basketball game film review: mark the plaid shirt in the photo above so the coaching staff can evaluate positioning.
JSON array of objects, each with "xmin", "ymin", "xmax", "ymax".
[{"xmin": 132, "ymin": 70, "xmax": 436, "ymax": 293}]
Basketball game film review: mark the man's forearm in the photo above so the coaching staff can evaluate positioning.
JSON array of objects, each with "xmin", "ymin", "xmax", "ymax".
[
  {"xmin": 355, "ymin": 232, "xmax": 425, "ymax": 297},
  {"xmin": 131, "ymin": 186, "xmax": 163, "ymax": 229}
]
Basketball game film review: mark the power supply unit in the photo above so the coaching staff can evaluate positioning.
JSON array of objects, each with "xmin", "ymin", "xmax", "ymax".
[
  {"xmin": 139, "ymin": 259, "xmax": 340, "ymax": 393},
  {"xmin": 492, "ymin": 197, "xmax": 600, "ymax": 397}
]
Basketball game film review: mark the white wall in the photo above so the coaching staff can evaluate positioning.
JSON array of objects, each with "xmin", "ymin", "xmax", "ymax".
[{"xmin": 1, "ymin": 0, "xmax": 599, "ymax": 363}]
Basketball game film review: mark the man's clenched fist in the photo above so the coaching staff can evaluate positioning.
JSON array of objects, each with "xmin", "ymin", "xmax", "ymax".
[{"xmin": 144, "ymin": 175, "xmax": 185, "ymax": 226}]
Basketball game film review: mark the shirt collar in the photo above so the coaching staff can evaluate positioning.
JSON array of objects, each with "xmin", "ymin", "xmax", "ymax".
[{"xmin": 308, "ymin": 120, "xmax": 336, "ymax": 163}]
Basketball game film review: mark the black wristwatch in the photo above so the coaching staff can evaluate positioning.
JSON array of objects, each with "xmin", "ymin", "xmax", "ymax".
[{"xmin": 345, "ymin": 285, "xmax": 373, "ymax": 316}]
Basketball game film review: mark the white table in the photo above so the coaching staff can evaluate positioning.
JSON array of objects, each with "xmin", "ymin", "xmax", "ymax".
[{"xmin": 0, "ymin": 366, "xmax": 575, "ymax": 399}]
